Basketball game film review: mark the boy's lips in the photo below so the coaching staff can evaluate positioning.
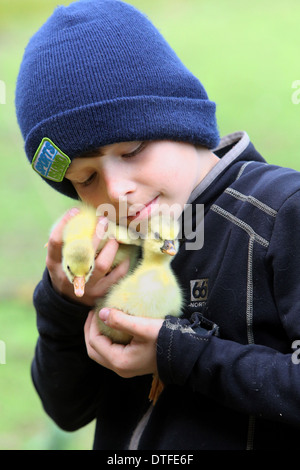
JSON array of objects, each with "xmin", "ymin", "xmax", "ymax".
[{"xmin": 127, "ymin": 196, "xmax": 159, "ymax": 221}]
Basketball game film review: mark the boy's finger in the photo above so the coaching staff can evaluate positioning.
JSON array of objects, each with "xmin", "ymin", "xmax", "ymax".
[
  {"xmin": 84, "ymin": 310, "xmax": 94, "ymax": 337},
  {"xmin": 90, "ymin": 258, "xmax": 130, "ymax": 299},
  {"xmin": 85, "ymin": 310, "xmax": 115, "ymax": 360},
  {"xmin": 46, "ymin": 207, "xmax": 80, "ymax": 262},
  {"xmin": 98, "ymin": 308, "xmax": 163, "ymax": 340},
  {"xmin": 106, "ymin": 257, "xmax": 131, "ymax": 282},
  {"xmin": 94, "ymin": 238, "xmax": 121, "ymax": 274},
  {"xmin": 92, "ymin": 216, "xmax": 109, "ymax": 251}
]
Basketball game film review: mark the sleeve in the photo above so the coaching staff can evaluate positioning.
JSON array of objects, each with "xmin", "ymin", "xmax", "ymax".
[
  {"xmin": 157, "ymin": 191, "xmax": 300, "ymax": 428},
  {"xmin": 31, "ymin": 268, "xmax": 115, "ymax": 431}
]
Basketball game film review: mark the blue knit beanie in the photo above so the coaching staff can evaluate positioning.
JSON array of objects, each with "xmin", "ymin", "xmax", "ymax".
[{"xmin": 15, "ymin": 0, "xmax": 219, "ymax": 198}]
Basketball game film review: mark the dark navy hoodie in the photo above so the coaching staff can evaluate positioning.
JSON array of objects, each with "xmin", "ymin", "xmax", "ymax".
[{"xmin": 32, "ymin": 131, "xmax": 300, "ymax": 450}]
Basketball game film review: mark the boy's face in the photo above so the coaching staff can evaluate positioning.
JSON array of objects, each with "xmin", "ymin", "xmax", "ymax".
[{"xmin": 65, "ymin": 140, "xmax": 216, "ymax": 225}]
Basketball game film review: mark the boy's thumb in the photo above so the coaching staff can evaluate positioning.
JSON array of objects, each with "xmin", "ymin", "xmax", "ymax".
[{"xmin": 98, "ymin": 308, "xmax": 163, "ymax": 339}]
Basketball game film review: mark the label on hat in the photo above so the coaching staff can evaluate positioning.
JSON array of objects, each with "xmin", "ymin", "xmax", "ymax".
[{"xmin": 32, "ymin": 138, "xmax": 71, "ymax": 182}]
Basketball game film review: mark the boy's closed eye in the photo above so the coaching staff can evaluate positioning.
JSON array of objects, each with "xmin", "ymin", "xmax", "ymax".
[
  {"xmin": 79, "ymin": 172, "xmax": 97, "ymax": 187},
  {"xmin": 122, "ymin": 141, "xmax": 147, "ymax": 159},
  {"xmin": 71, "ymin": 142, "xmax": 148, "ymax": 188}
]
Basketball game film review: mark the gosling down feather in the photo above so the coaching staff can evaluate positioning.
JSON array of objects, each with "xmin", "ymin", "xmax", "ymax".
[
  {"xmin": 96, "ymin": 213, "xmax": 183, "ymax": 404},
  {"xmin": 62, "ymin": 204, "xmax": 139, "ymax": 297},
  {"xmin": 61, "ymin": 205, "xmax": 183, "ymax": 404}
]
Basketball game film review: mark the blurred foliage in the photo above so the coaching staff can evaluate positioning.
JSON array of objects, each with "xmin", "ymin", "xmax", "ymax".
[
  {"xmin": 1, "ymin": 0, "xmax": 300, "ymax": 450},
  {"xmin": 0, "ymin": 299, "xmax": 94, "ymax": 449}
]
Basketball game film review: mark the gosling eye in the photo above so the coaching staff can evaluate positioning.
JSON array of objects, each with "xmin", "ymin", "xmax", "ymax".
[{"xmin": 67, "ymin": 265, "xmax": 74, "ymax": 277}]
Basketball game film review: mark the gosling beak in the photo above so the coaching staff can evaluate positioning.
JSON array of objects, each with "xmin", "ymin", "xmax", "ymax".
[
  {"xmin": 161, "ymin": 239, "xmax": 176, "ymax": 256},
  {"xmin": 73, "ymin": 276, "xmax": 85, "ymax": 297}
]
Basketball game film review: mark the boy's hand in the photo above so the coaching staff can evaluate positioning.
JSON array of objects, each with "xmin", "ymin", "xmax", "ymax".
[
  {"xmin": 45, "ymin": 208, "xmax": 130, "ymax": 306},
  {"xmin": 84, "ymin": 308, "xmax": 164, "ymax": 378}
]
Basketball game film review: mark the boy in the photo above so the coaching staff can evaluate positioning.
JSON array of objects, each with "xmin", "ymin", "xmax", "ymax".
[{"xmin": 15, "ymin": 0, "xmax": 300, "ymax": 450}]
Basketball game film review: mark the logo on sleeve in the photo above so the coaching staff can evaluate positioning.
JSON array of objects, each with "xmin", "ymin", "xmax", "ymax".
[
  {"xmin": 31, "ymin": 138, "xmax": 71, "ymax": 182},
  {"xmin": 189, "ymin": 278, "xmax": 209, "ymax": 307}
]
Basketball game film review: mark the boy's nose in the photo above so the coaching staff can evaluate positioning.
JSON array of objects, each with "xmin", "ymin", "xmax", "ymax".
[
  {"xmin": 106, "ymin": 178, "xmax": 136, "ymax": 201},
  {"xmin": 103, "ymin": 167, "xmax": 136, "ymax": 202}
]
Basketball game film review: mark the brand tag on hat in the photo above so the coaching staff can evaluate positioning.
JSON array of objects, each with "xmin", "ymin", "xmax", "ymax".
[{"xmin": 32, "ymin": 138, "xmax": 71, "ymax": 182}]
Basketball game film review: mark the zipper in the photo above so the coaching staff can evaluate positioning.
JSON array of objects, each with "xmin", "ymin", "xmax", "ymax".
[{"xmin": 246, "ymin": 415, "xmax": 256, "ymax": 450}]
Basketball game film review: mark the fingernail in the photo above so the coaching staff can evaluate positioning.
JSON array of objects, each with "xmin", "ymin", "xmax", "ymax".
[
  {"xmin": 96, "ymin": 217, "xmax": 109, "ymax": 239},
  {"xmin": 99, "ymin": 308, "xmax": 110, "ymax": 322},
  {"xmin": 98, "ymin": 216, "xmax": 108, "ymax": 226},
  {"xmin": 97, "ymin": 216, "xmax": 109, "ymax": 232}
]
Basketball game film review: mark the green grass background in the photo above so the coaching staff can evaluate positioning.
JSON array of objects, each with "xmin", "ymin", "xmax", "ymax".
[{"xmin": 1, "ymin": 0, "xmax": 300, "ymax": 450}]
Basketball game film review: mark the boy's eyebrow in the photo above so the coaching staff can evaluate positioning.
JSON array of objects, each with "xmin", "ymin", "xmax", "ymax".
[
  {"xmin": 65, "ymin": 168, "xmax": 79, "ymax": 179},
  {"xmin": 67, "ymin": 141, "xmax": 142, "ymax": 177},
  {"xmin": 65, "ymin": 148, "xmax": 104, "ymax": 178},
  {"xmin": 79, "ymin": 147, "xmax": 104, "ymax": 158}
]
